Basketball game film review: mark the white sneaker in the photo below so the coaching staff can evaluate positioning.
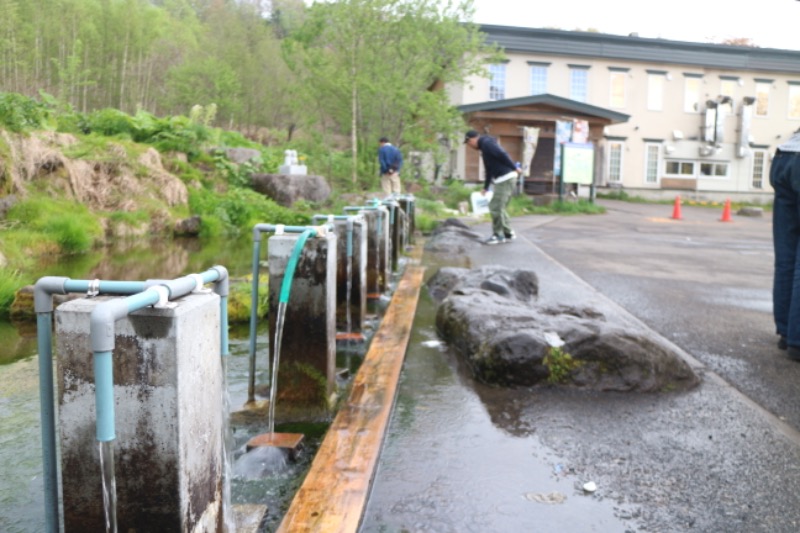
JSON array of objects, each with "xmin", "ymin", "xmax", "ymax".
[{"xmin": 485, "ymin": 234, "xmax": 506, "ymax": 245}]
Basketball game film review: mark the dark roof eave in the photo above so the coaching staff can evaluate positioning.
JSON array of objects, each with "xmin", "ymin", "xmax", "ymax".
[
  {"xmin": 458, "ymin": 94, "xmax": 630, "ymax": 124},
  {"xmin": 478, "ymin": 24, "xmax": 800, "ymax": 74}
]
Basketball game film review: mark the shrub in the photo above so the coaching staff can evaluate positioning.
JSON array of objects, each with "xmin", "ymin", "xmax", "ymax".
[
  {"xmin": 0, "ymin": 92, "xmax": 51, "ymax": 132},
  {"xmin": 188, "ymin": 186, "xmax": 309, "ymax": 237}
]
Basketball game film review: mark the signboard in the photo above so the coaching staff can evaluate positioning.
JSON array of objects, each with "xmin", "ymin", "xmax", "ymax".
[{"xmin": 561, "ymin": 143, "xmax": 594, "ymax": 185}]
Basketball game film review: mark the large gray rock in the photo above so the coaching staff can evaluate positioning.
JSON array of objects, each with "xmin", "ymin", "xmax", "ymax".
[
  {"xmin": 424, "ymin": 218, "xmax": 482, "ymax": 256},
  {"xmin": 174, "ymin": 215, "xmax": 202, "ymax": 236},
  {"xmin": 251, "ymin": 173, "xmax": 331, "ymax": 207},
  {"xmin": 430, "ymin": 266, "xmax": 699, "ymax": 392}
]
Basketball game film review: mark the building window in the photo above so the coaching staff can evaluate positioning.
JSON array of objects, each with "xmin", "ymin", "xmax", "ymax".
[
  {"xmin": 684, "ymin": 76, "xmax": 702, "ymax": 113},
  {"xmin": 489, "ymin": 63, "xmax": 506, "ymax": 100},
  {"xmin": 789, "ymin": 84, "xmax": 800, "ymax": 119},
  {"xmin": 751, "ymin": 149, "xmax": 766, "ymax": 189},
  {"xmin": 699, "ymin": 162, "xmax": 729, "ymax": 177},
  {"xmin": 644, "ymin": 143, "xmax": 660, "ymax": 183},
  {"xmin": 530, "ymin": 65, "xmax": 548, "ymax": 95},
  {"xmin": 665, "ymin": 160, "xmax": 696, "ymax": 176},
  {"xmin": 570, "ymin": 67, "xmax": 589, "ymax": 102},
  {"xmin": 608, "ymin": 141, "xmax": 624, "ymax": 182},
  {"xmin": 609, "ymin": 71, "xmax": 626, "ymax": 108},
  {"xmin": 755, "ymin": 81, "xmax": 771, "ymax": 117},
  {"xmin": 647, "ymin": 73, "xmax": 665, "ymax": 111}
]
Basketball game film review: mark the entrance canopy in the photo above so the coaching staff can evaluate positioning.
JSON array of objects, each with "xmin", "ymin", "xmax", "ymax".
[{"xmin": 459, "ymin": 94, "xmax": 629, "ymax": 193}]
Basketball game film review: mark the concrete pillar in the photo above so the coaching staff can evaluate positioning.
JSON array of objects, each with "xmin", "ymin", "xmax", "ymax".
[
  {"xmin": 268, "ymin": 232, "xmax": 337, "ymax": 412},
  {"xmin": 360, "ymin": 207, "xmax": 390, "ymax": 297},
  {"xmin": 398, "ymin": 195, "xmax": 415, "ymax": 245},
  {"xmin": 56, "ymin": 293, "xmax": 223, "ymax": 532},
  {"xmin": 330, "ymin": 217, "xmax": 367, "ymax": 334},
  {"xmin": 383, "ymin": 200, "xmax": 401, "ymax": 273}
]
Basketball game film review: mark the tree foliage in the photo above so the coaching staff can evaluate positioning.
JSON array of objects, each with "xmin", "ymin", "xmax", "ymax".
[
  {"xmin": 0, "ymin": 0, "xmax": 497, "ymax": 186},
  {"xmin": 284, "ymin": 0, "xmax": 495, "ymax": 183}
]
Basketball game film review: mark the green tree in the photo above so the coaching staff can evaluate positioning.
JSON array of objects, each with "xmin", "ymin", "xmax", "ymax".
[{"xmin": 284, "ymin": 0, "xmax": 496, "ymax": 185}]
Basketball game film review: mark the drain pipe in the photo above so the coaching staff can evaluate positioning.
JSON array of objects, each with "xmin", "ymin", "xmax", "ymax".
[{"xmin": 247, "ymin": 224, "xmax": 330, "ymax": 405}]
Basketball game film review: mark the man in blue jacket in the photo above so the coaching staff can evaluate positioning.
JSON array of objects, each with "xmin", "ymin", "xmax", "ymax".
[
  {"xmin": 378, "ymin": 137, "xmax": 403, "ymax": 194},
  {"xmin": 464, "ymin": 130, "xmax": 519, "ymax": 244}
]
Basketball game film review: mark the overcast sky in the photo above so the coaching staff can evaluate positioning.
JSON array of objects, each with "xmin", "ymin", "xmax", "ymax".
[{"xmin": 469, "ymin": 0, "xmax": 800, "ymax": 51}]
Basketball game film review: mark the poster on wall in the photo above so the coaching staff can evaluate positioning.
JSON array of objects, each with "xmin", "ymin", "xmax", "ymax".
[
  {"xmin": 572, "ymin": 119, "xmax": 589, "ymax": 144},
  {"xmin": 561, "ymin": 142, "xmax": 595, "ymax": 185}
]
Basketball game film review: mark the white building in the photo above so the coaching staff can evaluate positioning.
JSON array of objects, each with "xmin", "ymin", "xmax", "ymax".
[{"xmin": 448, "ymin": 25, "xmax": 800, "ymax": 202}]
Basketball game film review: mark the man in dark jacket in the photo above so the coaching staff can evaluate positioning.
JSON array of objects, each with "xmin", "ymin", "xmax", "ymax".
[
  {"xmin": 464, "ymin": 130, "xmax": 519, "ymax": 244},
  {"xmin": 378, "ymin": 137, "xmax": 403, "ymax": 195}
]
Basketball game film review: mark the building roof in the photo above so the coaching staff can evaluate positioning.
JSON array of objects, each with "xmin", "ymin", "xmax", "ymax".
[
  {"xmin": 458, "ymin": 93, "xmax": 630, "ymax": 124},
  {"xmin": 480, "ymin": 25, "xmax": 800, "ymax": 74}
]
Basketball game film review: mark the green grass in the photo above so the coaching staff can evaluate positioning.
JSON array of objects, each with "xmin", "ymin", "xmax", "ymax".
[
  {"xmin": 0, "ymin": 268, "xmax": 23, "ymax": 318},
  {"xmin": 6, "ymin": 195, "xmax": 103, "ymax": 254},
  {"xmin": 507, "ymin": 196, "xmax": 606, "ymax": 216}
]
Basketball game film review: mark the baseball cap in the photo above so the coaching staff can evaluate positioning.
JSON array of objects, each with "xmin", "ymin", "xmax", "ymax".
[{"xmin": 464, "ymin": 130, "xmax": 479, "ymax": 143}]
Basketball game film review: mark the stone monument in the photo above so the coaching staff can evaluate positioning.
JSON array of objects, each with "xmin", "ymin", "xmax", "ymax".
[{"xmin": 279, "ymin": 149, "xmax": 307, "ymax": 175}]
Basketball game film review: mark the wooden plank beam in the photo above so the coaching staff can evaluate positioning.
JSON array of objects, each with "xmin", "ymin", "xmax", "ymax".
[{"xmin": 276, "ymin": 262, "xmax": 426, "ymax": 533}]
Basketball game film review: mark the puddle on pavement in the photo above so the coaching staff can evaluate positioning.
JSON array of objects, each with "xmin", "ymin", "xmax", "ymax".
[{"xmin": 361, "ymin": 289, "xmax": 639, "ymax": 533}]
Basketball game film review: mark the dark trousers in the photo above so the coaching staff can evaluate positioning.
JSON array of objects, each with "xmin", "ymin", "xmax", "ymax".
[{"xmin": 771, "ymin": 149, "xmax": 800, "ymax": 346}]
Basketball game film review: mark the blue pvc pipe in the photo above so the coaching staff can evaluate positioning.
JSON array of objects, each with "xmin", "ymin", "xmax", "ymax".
[
  {"xmin": 220, "ymin": 296, "xmax": 229, "ymax": 357},
  {"xmin": 247, "ymin": 239, "xmax": 262, "ymax": 403},
  {"xmin": 36, "ymin": 312, "xmax": 59, "ymax": 533},
  {"xmin": 64, "ymin": 280, "xmax": 147, "ymax": 295},
  {"xmin": 93, "ymin": 351, "xmax": 115, "ymax": 442}
]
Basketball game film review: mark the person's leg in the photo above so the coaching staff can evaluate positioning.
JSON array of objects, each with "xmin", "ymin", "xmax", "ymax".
[
  {"xmin": 771, "ymin": 153, "xmax": 799, "ymax": 344},
  {"xmin": 488, "ymin": 188, "xmax": 503, "ymax": 237},
  {"xmin": 781, "ymin": 154, "xmax": 800, "ymax": 349},
  {"xmin": 391, "ymin": 173, "xmax": 402, "ymax": 194},
  {"xmin": 497, "ymin": 178, "xmax": 516, "ymax": 236},
  {"xmin": 381, "ymin": 174, "xmax": 392, "ymax": 194}
]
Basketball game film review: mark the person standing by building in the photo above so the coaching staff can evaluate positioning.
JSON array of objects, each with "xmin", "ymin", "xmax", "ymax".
[
  {"xmin": 378, "ymin": 137, "xmax": 403, "ymax": 195},
  {"xmin": 464, "ymin": 129, "xmax": 519, "ymax": 244},
  {"xmin": 771, "ymin": 128, "xmax": 800, "ymax": 360}
]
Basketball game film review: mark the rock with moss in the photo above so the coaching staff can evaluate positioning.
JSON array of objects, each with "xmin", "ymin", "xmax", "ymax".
[{"xmin": 430, "ymin": 266, "xmax": 699, "ymax": 392}]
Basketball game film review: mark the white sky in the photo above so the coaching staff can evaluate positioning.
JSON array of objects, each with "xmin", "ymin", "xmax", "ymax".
[{"xmin": 469, "ymin": 0, "xmax": 800, "ymax": 51}]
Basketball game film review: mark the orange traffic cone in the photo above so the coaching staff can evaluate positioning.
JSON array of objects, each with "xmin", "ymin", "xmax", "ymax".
[
  {"xmin": 720, "ymin": 199, "xmax": 732, "ymax": 222},
  {"xmin": 671, "ymin": 196, "xmax": 682, "ymax": 220}
]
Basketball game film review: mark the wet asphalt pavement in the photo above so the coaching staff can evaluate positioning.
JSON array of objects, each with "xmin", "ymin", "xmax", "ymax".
[{"xmin": 362, "ymin": 199, "xmax": 800, "ymax": 533}]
